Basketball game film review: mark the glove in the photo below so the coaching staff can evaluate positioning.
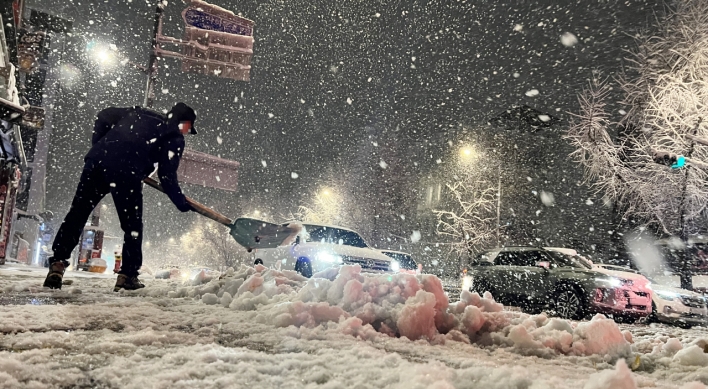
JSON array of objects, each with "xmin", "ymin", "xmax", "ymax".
[{"xmin": 173, "ymin": 197, "xmax": 192, "ymax": 213}]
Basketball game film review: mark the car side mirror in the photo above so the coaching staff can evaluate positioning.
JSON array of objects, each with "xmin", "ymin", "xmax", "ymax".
[{"xmin": 536, "ymin": 261, "xmax": 550, "ymax": 270}]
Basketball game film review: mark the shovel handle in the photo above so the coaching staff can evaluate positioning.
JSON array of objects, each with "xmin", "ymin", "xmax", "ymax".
[{"xmin": 143, "ymin": 177, "xmax": 234, "ymax": 226}]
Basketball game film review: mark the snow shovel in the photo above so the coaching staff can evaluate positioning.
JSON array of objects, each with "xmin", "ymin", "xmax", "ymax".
[{"xmin": 143, "ymin": 177, "xmax": 302, "ymax": 251}]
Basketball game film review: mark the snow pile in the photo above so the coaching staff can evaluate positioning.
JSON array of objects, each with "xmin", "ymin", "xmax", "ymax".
[
  {"xmin": 583, "ymin": 359, "xmax": 636, "ymax": 389},
  {"xmin": 674, "ymin": 346, "xmax": 708, "ymax": 367},
  {"xmin": 134, "ymin": 264, "xmax": 632, "ymax": 358}
]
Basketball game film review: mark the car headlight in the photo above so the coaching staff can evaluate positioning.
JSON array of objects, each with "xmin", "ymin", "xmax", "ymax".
[
  {"xmin": 390, "ymin": 260, "xmax": 400, "ymax": 272},
  {"xmin": 654, "ymin": 290, "xmax": 679, "ymax": 301},
  {"xmin": 595, "ymin": 277, "xmax": 622, "ymax": 288},
  {"xmin": 317, "ymin": 252, "xmax": 341, "ymax": 263}
]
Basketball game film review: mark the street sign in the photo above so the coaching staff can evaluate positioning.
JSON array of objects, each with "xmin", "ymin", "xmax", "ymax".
[
  {"xmin": 17, "ymin": 29, "xmax": 46, "ymax": 73},
  {"xmin": 179, "ymin": 26, "xmax": 253, "ymax": 81},
  {"xmin": 182, "ymin": 0, "xmax": 254, "ymax": 36},
  {"xmin": 177, "ymin": 148, "xmax": 239, "ymax": 192},
  {"xmin": 21, "ymin": 106, "xmax": 45, "ymax": 129}
]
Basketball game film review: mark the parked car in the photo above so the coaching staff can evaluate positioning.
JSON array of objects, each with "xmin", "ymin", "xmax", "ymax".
[
  {"xmin": 593, "ymin": 264, "xmax": 707, "ymax": 327},
  {"xmin": 251, "ymin": 223, "xmax": 394, "ymax": 278},
  {"xmin": 379, "ymin": 250, "xmax": 420, "ymax": 274},
  {"xmin": 154, "ymin": 265, "xmax": 182, "ymax": 279},
  {"xmin": 468, "ymin": 247, "xmax": 652, "ymax": 321}
]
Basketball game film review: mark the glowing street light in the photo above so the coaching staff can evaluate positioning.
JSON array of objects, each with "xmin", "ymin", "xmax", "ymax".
[
  {"xmin": 459, "ymin": 146, "xmax": 478, "ymax": 163},
  {"xmin": 86, "ymin": 41, "xmax": 119, "ymax": 69}
]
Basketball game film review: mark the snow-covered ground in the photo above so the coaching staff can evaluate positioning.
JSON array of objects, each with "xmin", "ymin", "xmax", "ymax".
[{"xmin": 1, "ymin": 264, "xmax": 708, "ymax": 388}]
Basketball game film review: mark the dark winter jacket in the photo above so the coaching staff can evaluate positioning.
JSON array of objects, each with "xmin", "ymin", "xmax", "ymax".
[{"xmin": 85, "ymin": 106, "xmax": 191, "ymax": 212}]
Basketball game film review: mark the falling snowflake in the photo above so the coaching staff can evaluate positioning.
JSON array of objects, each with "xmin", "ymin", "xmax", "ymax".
[
  {"xmin": 513, "ymin": 24, "xmax": 523, "ymax": 32},
  {"xmin": 538, "ymin": 115, "xmax": 551, "ymax": 122},
  {"xmin": 560, "ymin": 32, "xmax": 578, "ymax": 47},
  {"xmin": 410, "ymin": 231, "xmax": 421, "ymax": 243},
  {"xmin": 379, "ymin": 160, "xmax": 388, "ymax": 169},
  {"xmin": 540, "ymin": 191, "xmax": 555, "ymax": 206},
  {"xmin": 261, "ymin": 160, "xmax": 267, "ymax": 167},
  {"xmin": 291, "ymin": 172, "xmax": 299, "ymax": 179},
  {"xmin": 346, "ymin": 97, "xmax": 353, "ymax": 105},
  {"xmin": 525, "ymin": 89, "xmax": 539, "ymax": 97},
  {"xmin": 217, "ymin": 136, "xmax": 223, "ymax": 144}
]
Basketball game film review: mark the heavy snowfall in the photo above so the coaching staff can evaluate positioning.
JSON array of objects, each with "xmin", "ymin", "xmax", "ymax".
[{"xmin": 4, "ymin": 0, "xmax": 708, "ymax": 388}]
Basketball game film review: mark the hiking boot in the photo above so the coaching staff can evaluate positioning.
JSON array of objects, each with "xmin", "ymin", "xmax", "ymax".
[
  {"xmin": 43, "ymin": 258, "xmax": 68, "ymax": 289},
  {"xmin": 114, "ymin": 274, "xmax": 145, "ymax": 292}
]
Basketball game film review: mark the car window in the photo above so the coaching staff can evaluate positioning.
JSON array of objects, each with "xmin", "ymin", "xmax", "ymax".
[
  {"xmin": 546, "ymin": 251, "xmax": 592, "ymax": 269},
  {"xmin": 304, "ymin": 225, "xmax": 368, "ymax": 248},
  {"xmin": 517, "ymin": 250, "xmax": 548, "ymax": 266},
  {"xmin": 475, "ymin": 251, "xmax": 499, "ymax": 264},
  {"xmin": 494, "ymin": 251, "xmax": 539, "ymax": 266}
]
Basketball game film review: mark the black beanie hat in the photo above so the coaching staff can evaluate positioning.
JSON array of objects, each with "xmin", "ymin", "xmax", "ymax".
[{"xmin": 168, "ymin": 102, "xmax": 197, "ymax": 134}]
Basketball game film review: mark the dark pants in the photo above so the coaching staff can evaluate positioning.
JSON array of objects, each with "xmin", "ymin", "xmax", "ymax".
[{"xmin": 52, "ymin": 160, "xmax": 144, "ymax": 276}]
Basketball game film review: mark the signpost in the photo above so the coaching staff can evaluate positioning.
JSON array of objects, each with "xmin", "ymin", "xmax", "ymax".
[{"xmin": 143, "ymin": 0, "xmax": 254, "ymax": 106}]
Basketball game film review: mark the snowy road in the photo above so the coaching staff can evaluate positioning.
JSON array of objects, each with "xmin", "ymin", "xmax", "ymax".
[{"xmin": 1, "ymin": 265, "xmax": 708, "ymax": 389}]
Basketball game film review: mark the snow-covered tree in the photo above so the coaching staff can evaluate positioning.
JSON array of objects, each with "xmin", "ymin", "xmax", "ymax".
[
  {"xmin": 433, "ymin": 177, "xmax": 498, "ymax": 261},
  {"xmin": 295, "ymin": 186, "xmax": 347, "ymax": 226},
  {"xmin": 567, "ymin": 0, "xmax": 708, "ymax": 287},
  {"xmin": 179, "ymin": 219, "xmax": 248, "ymax": 270}
]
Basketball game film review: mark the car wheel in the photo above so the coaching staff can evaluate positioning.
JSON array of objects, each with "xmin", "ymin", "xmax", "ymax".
[
  {"xmin": 294, "ymin": 257, "xmax": 313, "ymax": 278},
  {"xmin": 254, "ymin": 258, "xmax": 263, "ymax": 265},
  {"xmin": 647, "ymin": 301, "xmax": 659, "ymax": 323},
  {"xmin": 553, "ymin": 285, "xmax": 585, "ymax": 320}
]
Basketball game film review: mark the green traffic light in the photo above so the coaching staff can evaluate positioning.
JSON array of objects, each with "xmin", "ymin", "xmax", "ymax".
[{"xmin": 671, "ymin": 155, "xmax": 686, "ymax": 169}]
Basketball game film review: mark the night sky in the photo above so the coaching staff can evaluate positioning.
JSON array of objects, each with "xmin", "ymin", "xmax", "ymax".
[{"xmin": 30, "ymin": 0, "xmax": 664, "ymax": 261}]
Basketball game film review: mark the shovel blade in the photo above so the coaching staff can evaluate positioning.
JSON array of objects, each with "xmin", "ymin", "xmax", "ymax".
[{"xmin": 230, "ymin": 218, "xmax": 302, "ymax": 250}]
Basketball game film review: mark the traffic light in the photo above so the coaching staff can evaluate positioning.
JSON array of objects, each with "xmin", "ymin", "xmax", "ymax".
[{"xmin": 653, "ymin": 151, "xmax": 686, "ymax": 169}]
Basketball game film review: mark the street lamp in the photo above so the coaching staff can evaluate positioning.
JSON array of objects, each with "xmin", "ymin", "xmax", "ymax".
[
  {"xmin": 86, "ymin": 41, "xmax": 119, "ymax": 69},
  {"xmin": 458, "ymin": 145, "xmax": 479, "ymax": 165}
]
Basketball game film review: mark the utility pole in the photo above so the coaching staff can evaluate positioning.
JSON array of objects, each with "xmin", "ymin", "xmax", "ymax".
[
  {"xmin": 677, "ymin": 120, "xmax": 701, "ymax": 290},
  {"xmin": 143, "ymin": 3, "xmax": 164, "ymax": 109},
  {"xmin": 496, "ymin": 166, "xmax": 501, "ymax": 247}
]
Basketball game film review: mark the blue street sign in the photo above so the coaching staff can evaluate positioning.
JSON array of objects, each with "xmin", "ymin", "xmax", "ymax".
[
  {"xmin": 671, "ymin": 155, "xmax": 686, "ymax": 169},
  {"xmin": 183, "ymin": 8, "xmax": 253, "ymax": 36}
]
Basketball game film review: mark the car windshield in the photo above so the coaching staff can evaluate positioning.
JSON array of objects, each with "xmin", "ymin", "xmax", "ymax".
[
  {"xmin": 383, "ymin": 252, "xmax": 417, "ymax": 270},
  {"xmin": 304, "ymin": 225, "xmax": 368, "ymax": 248},
  {"xmin": 547, "ymin": 251, "xmax": 592, "ymax": 269}
]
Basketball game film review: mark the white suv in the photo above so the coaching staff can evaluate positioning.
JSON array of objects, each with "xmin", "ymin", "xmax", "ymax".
[{"xmin": 251, "ymin": 223, "xmax": 394, "ymax": 277}]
